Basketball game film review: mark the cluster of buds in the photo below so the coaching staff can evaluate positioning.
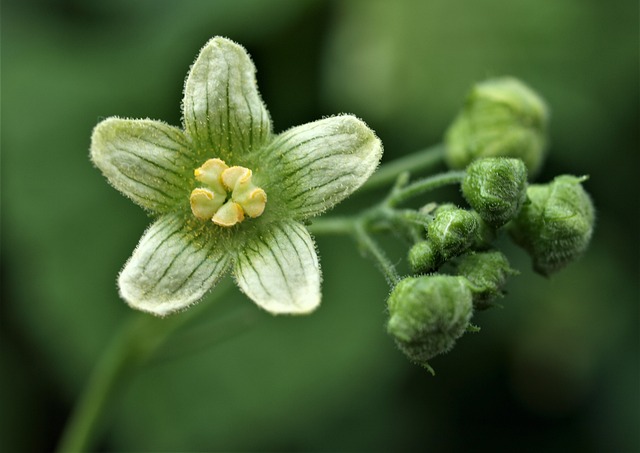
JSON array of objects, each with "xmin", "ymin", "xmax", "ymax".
[{"xmin": 386, "ymin": 78, "xmax": 595, "ymax": 371}]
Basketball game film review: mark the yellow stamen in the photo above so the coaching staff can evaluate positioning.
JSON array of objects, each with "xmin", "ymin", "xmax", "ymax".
[
  {"xmin": 237, "ymin": 188, "xmax": 267, "ymax": 218},
  {"xmin": 190, "ymin": 188, "xmax": 224, "ymax": 220},
  {"xmin": 212, "ymin": 201, "xmax": 244, "ymax": 227},
  {"xmin": 221, "ymin": 166, "xmax": 252, "ymax": 191},
  {"xmin": 194, "ymin": 158, "xmax": 228, "ymax": 194},
  {"xmin": 191, "ymin": 160, "xmax": 267, "ymax": 226}
]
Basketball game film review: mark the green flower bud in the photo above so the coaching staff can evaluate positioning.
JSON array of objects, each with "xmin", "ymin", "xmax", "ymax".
[
  {"xmin": 445, "ymin": 77, "xmax": 549, "ymax": 175},
  {"xmin": 509, "ymin": 175, "xmax": 595, "ymax": 276},
  {"xmin": 408, "ymin": 240, "xmax": 440, "ymax": 273},
  {"xmin": 437, "ymin": 206, "xmax": 495, "ymax": 247},
  {"xmin": 455, "ymin": 251, "xmax": 517, "ymax": 309},
  {"xmin": 409, "ymin": 206, "xmax": 493, "ymax": 273},
  {"xmin": 469, "ymin": 210, "xmax": 495, "ymax": 249},
  {"xmin": 462, "ymin": 157, "xmax": 528, "ymax": 228},
  {"xmin": 433, "ymin": 203, "xmax": 457, "ymax": 214},
  {"xmin": 429, "ymin": 207, "xmax": 478, "ymax": 260},
  {"xmin": 387, "ymin": 275, "xmax": 473, "ymax": 371}
]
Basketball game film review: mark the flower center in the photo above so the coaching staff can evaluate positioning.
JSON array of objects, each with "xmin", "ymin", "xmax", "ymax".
[{"xmin": 190, "ymin": 158, "xmax": 267, "ymax": 227}]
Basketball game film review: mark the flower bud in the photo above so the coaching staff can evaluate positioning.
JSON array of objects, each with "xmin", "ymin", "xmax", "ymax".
[
  {"xmin": 408, "ymin": 240, "xmax": 440, "ymax": 273},
  {"xmin": 509, "ymin": 175, "xmax": 595, "ymax": 276},
  {"xmin": 445, "ymin": 77, "xmax": 549, "ymax": 175},
  {"xmin": 387, "ymin": 275, "xmax": 473, "ymax": 370},
  {"xmin": 455, "ymin": 251, "xmax": 517, "ymax": 309},
  {"xmin": 462, "ymin": 157, "xmax": 528, "ymax": 228},
  {"xmin": 469, "ymin": 210, "xmax": 495, "ymax": 250},
  {"xmin": 438, "ymin": 205, "xmax": 495, "ymax": 249},
  {"xmin": 428, "ymin": 207, "xmax": 478, "ymax": 260}
]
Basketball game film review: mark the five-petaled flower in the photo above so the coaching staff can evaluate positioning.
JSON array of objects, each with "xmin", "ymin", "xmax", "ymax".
[{"xmin": 91, "ymin": 37, "xmax": 382, "ymax": 316}]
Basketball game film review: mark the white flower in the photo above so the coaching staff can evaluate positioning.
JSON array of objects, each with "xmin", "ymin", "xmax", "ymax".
[{"xmin": 91, "ymin": 37, "xmax": 382, "ymax": 316}]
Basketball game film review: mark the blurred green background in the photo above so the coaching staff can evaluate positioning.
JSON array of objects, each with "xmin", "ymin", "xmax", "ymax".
[{"xmin": 2, "ymin": 0, "xmax": 638, "ymax": 451}]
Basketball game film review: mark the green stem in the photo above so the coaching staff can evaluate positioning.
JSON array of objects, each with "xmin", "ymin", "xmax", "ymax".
[
  {"xmin": 353, "ymin": 220, "xmax": 401, "ymax": 286},
  {"xmin": 307, "ymin": 144, "xmax": 450, "ymax": 236},
  {"xmin": 310, "ymin": 146, "xmax": 451, "ymax": 285},
  {"xmin": 387, "ymin": 170, "xmax": 465, "ymax": 207},
  {"xmin": 55, "ymin": 315, "xmax": 146, "ymax": 453},
  {"xmin": 360, "ymin": 143, "xmax": 445, "ymax": 192},
  {"xmin": 56, "ymin": 280, "xmax": 233, "ymax": 453},
  {"xmin": 394, "ymin": 209, "xmax": 431, "ymax": 228}
]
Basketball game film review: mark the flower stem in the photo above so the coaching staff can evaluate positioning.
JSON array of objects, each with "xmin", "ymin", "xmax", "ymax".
[
  {"xmin": 55, "ymin": 314, "xmax": 146, "ymax": 453},
  {"xmin": 55, "ymin": 280, "xmax": 233, "ymax": 453},
  {"xmin": 360, "ymin": 143, "xmax": 446, "ymax": 192},
  {"xmin": 386, "ymin": 170, "xmax": 466, "ymax": 207},
  {"xmin": 309, "ymin": 145, "xmax": 451, "ymax": 285},
  {"xmin": 353, "ymin": 220, "xmax": 401, "ymax": 286}
]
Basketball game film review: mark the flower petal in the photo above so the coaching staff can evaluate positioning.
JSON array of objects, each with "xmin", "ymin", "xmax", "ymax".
[
  {"xmin": 182, "ymin": 37, "xmax": 272, "ymax": 162},
  {"xmin": 234, "ymin": 221, "xmax": 321, "ymax": 314},
  {"xmin": 91, "ymin": 118, "xmax": 193, "ymax": 213},
  {"xmin": 119, "ymin": 214, "xmax": 230, "ymax": 316},
  {"xmin": 262, "ymin": 115, "xmax": 382, "ymax": 218}
]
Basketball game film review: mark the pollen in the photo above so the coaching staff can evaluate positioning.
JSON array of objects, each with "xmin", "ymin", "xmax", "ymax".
[{"xmin": 190, "ymin": 159, "xmax": 267, "ymax": 226}]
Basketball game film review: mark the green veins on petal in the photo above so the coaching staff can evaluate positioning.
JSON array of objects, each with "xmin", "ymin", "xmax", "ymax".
[
  {"xmin": 234, "ymin": 220, "xmax": 321, "ymax": 315},
  {"xmin": 90, "ymin": 118, "xmax": 192, "ymax": 213},
  {"xmin": 260, "ymin": 115, "xmax": 383, "ymax": 219},
  {"xmin": 90, "ymin": 36, "xmax": 383, "ymax": 316},
  {"xmin": 118, "ymin": 213, "xmax": 231, "ymax": 316},
  {"xmin": 182, "ymin": 37, "xmax": 272, "ymax": 160}
]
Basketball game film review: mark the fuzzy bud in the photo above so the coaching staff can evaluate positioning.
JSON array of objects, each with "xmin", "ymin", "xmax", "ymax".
[
  {"xmin": 455, "ymin": 251, "xmax": 517, "ymax": 309},
  {"xmin": 435, "ymin": 205, "xmax": 495, "ymax": 249},
  {"xmin": 428, "ymin": 207, "xmax": 478, "ymax": 260},
  {"xmin": 462, "ymin": 157, "xmax": 528, "ymax": 228},
  {"xmin": 509, "ymin": 175, "xmax": 595, "ymax": 276},
  {"xmin": 445, "ymin": 77, "xmax": 549, "ymax": 175},
  {"xmin": 408, "ymin": 240, "xmax": 440, "ymax": 274},
  {"xmin": 387, "ymin": 275, "xmax": 473, "ymax": 371},
  {"xmin": 469, "ymin": 210, "xmax": 495, "ymax": 249}
]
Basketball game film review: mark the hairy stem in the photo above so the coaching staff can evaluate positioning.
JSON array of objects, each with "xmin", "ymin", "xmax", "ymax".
[
  {"xmin": 309, "ymin": 146, "xmax": 448, "ymax": 237},
  {"xmin": 360, "ymin": 143, "xmax": 445, "ymax": 192},
  {"xmin": 387, "ymin": 171, "xmax": 465, "ymax": 207},
  {"xmin": 353, "ymin": 220, "xmax": 401, "ymax": 286},
  {"xmin": 310, "ymin": 146, "xmax": 453, "ymax": 287}
]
